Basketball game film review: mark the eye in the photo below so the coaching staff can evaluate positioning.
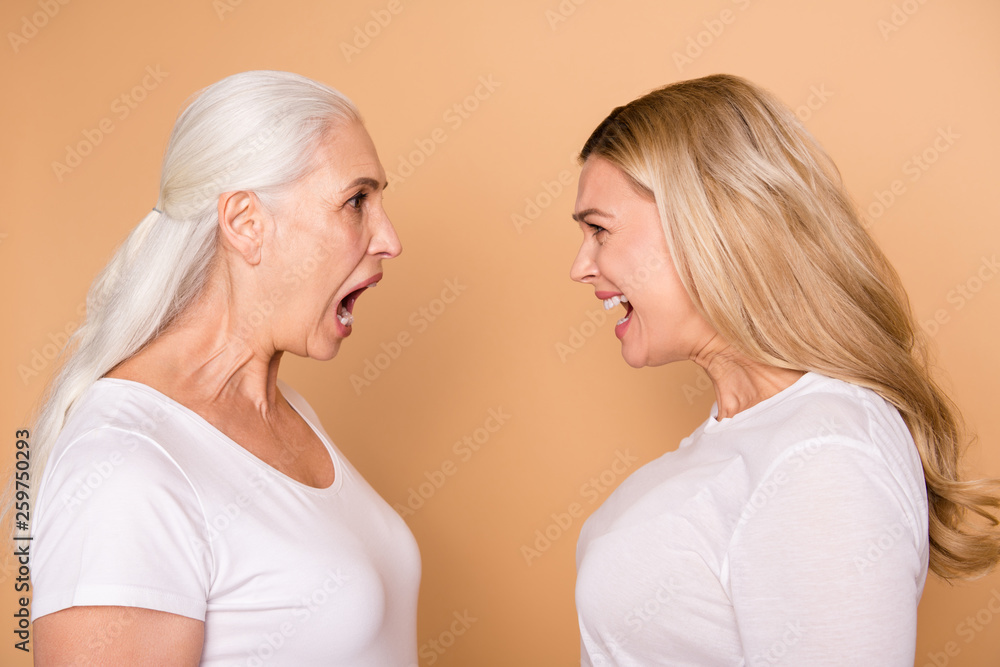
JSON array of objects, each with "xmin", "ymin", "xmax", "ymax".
[
  {"xmin": 587, "ymin": 223, "xmax": 607, "ymax": 237},
  {"xmin": 347, "ymin": 191, "xmax": 368, "ymax": 210}
]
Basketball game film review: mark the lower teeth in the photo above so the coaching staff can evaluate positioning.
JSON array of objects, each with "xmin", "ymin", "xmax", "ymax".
[
  {"xmin": 338, "ymin": 307, "xmax": 354, "ymax": 327},
  {"xmin": 617, "ymin": 314, "xmax": 630, "ymax": 326}
]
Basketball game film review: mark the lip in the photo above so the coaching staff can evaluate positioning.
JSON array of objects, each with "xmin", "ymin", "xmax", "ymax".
[
  {"xmin": 593, "ymin": 289, "xmax": 632, "ymax": 340},
  {"xmin": 614, "ymin": 302, "xmax": 633, "ymax": 340},
  {"xmin": 342, "ymin": 272, "xmax": 383, "ymax": 306}
]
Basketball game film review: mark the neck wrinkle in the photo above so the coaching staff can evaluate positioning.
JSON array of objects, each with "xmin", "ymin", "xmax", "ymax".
[
  {"xmin": 690, "ymin": 336, "xmax": 803, "ymax": 421},
  {"xmin": 151, "ymin": 264, "xmax": 285, "ymax": 419}
]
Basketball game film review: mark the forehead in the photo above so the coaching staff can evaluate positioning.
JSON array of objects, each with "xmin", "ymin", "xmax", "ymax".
[
  {"xmin": 308, "ymin": 120, "xmax": 385, "ymax": 189},
  {"xmin": 575, "ymin": 157, "xmax": 648, "ymax": 210}
]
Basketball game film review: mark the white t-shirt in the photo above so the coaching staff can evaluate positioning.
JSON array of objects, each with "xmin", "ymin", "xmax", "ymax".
[
  {"xmin": 575, "ymin": 372, "xmax": 929, "ymax": 666},
  {"xmin": 31, "ymin": 378, "xmax": 421, "ymax": 666}
]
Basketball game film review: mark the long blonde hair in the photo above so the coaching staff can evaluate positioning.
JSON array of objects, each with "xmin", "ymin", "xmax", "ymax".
[{"xmin": 581, "ymin": 73, "xmax": 1000, "ymax": 580}]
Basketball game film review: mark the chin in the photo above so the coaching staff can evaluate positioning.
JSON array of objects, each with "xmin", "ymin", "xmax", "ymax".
[
  {"xmin": 306, "ymin": 339, "xmax": 342, "ymax": 362},
  {"xmin": 620, "ymin": 347, "xmax": 648, "ymax": 369},
  {"xmin": 621, "ymin": 344, "xmax": 675, "ymax": 369}
]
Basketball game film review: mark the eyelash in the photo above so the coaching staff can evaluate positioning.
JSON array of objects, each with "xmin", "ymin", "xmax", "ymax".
[
  {"xmin": 587, "ymin": 223, "xmax": 607, "ymax": 236},
  {"xmin": 347, "ymin": 192, "xmax": 368, "ymax": 209}
]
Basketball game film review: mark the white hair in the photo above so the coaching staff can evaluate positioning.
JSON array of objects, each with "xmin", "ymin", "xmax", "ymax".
[{"xmin": 9, "ymin": 71, "xmax": 359, "ymax": 532}]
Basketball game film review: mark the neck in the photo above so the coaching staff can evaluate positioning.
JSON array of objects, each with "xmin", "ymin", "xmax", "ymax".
[
  {"xmin": 690, "ymin": 335, "xmax": 805, "ymax": 420},
  {"xmin": 112, "ymin": 270, "xmax": 283, "ymax": 418}
]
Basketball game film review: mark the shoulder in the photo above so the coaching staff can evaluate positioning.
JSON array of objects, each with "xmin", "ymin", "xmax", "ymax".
[
  {"xmin": 720, "ymin": 373, "xmax": 929, "ymax": 558},
  {"xmin": 49, "ymin": 380, "xmax": 186, "ymax": 466},
  {"xmin": 721, "ymin": 373, "xmax": 921, "ymax": 485},
  {"xmin": 57, "ymin": 378, "xmax": 189, "ymax": 447},
  {"xmin": 37, "ymin": 428, "xmax": 205, "ymax": 532},
  {"xmin": 693, "ymin": 373, "xmax": 928, "ymax": 544},
  {"xmin": 787, "ymin": 372, "xmax": 911, "ymax": 442},
  {"xmin": 37, "ymin": 380, "xmax": 207, "ymax": 526},
  {"xmin": 32, "ymin": 430, "xmax": 213, "ymax": 624}
]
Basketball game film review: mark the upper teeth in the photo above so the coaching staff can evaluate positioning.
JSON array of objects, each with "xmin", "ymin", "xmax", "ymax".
[
  {"xmin": 602, "ymin": 295, "xmax": 629, "ymax": 310},
  {"xmin": 338, "ymin": 304, "xmax": 354, "ymax": 327}
]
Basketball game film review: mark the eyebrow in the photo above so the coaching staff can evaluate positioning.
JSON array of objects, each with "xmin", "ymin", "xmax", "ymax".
[
  {"xmin": 571, "ymin": 208, "xmax": 612, "ymax": 223},
  {"xmin": 343, "ymin": 176, "xmax": 387, "ymax": 192}
]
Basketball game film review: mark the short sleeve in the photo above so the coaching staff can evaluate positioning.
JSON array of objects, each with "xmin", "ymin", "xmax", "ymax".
[
  {"xmin": 31, "ymin": 427, "xmax": 212, "ymax": 622},
  {"xmin": 728, "ymin": 440, "xmax": 924, "ymax": 666}
]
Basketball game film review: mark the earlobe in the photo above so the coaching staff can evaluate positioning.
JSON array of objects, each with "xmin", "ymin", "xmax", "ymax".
[{"xmin": 217, "ymin": 191, "xmax": 264, "ymax": 265}]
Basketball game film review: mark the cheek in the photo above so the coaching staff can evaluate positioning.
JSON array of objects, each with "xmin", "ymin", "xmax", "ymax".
[
  {"xmin": 292, "ymin": 233, "xmax": 360, "ymax": 288},
  {"xmin": 633, "ymin": 264, "xmax": 687, "ymax": 319},
  {"xmin": 617, "ymin": 248, "xmax": 666, "ymax": 299},
  {"xmin": 328, "ymin": 226, "xmax": 369, "ymax": 262}
]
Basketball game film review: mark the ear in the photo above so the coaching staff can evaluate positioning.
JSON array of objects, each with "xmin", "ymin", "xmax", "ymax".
[{"xmin": 217, "ymin": 191, "xmax": 266, "ymax": 265}]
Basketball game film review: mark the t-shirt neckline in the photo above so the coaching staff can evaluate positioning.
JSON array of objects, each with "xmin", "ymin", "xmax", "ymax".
[
  {"xmin": 702, "ymin": 371, "xmax": 824, "ymax": 434},
  {"xmin": 95, "ymin": 377, "xmax": 345, "ymax": 495}
]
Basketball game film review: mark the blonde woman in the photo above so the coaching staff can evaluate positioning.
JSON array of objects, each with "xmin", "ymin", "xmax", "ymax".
[
  {"xmin": 22, "ymin": 71, "xmax": 419, "ymax": 665},
  {"xmin": 570, "ymin": 74, "xmax": 1000, "ymax": 665}
]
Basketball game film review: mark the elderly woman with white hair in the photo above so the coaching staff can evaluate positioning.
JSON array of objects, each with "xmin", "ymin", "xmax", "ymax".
[{"xmin": 27, "ymin": 71, "xmax": 419, "ymax": 665}]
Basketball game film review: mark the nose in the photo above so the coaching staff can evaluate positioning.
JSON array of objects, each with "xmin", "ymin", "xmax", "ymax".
[
  {"xmin": 369, "ymin": 210, "xmax": 402, "ymax": 259},
  {"xmin": 570, "ymin": 241, "xmax": 597, "ymax": 283}
]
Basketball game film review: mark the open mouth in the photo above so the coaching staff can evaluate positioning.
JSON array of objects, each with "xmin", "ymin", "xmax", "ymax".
[
  {"xmin": 336, "ymin": 279, "xmax": 379, "ymax": 328},
  {"xmin": 603, "ymin": 294, "xmax": 632, "ymax": 326}
]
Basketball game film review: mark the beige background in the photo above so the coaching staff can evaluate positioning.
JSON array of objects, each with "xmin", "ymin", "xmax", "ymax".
[{"xmin": 2, "ymin": 0, "xmax": 999, "ymax": 665}]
